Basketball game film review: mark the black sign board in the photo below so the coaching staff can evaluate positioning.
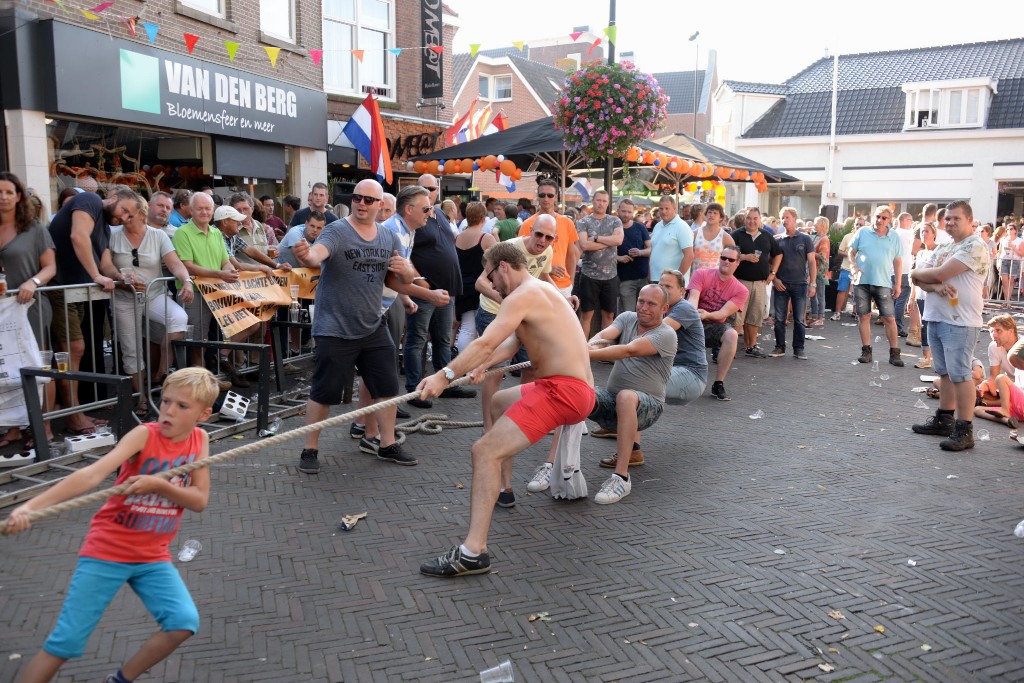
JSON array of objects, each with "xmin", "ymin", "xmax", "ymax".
[
  {"xmin": 420, "ymin": 0, "xmax": 443, "ymax": 99},
  {"xmin": 46, "ymin": 21, "xmax": 326, "ymax": 150}
]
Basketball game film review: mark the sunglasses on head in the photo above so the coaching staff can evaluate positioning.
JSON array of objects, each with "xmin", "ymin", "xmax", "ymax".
[
  {"xmin": 537, "ymin": 192, "xmax": 557, "ymax": 199},
  {"xmin": 351, "ymin": 194, "xmax": 380, "ymax": 205}
]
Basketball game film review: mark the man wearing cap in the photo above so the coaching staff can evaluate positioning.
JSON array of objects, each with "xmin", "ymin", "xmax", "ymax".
[{"xmin": 213, "ymin": 205, "xmax": 288, "ymax": 276}]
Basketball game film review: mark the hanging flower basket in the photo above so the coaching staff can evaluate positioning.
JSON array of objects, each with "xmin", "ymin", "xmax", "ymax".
[{"xmin": 553, "ymin": 61, "xmax": 669, "ymax": 164}]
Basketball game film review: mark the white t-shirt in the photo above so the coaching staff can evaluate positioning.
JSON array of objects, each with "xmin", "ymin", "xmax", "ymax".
[
  {"xmin": 895, "ymin": 227, "xmax": 914, "ymax": 274},
  {"xmin": 921, "ymin": 234, "xmax": 991, "ymax": 327},
  {"xmin": 914, "ymin": 248, "xmax": 934, "ymax": 301},
  {"xmin": 988, "ymin": 340, "xmax": 1016, "ymax": 376},
  {"xmin": 457, "ymin": 216, "xmax": 498, "ymax": 234}
]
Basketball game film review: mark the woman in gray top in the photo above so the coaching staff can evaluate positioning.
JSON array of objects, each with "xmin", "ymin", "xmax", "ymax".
[{"xmin": 0, "ymin": 171, "xmax": 57, "ymax": 446}]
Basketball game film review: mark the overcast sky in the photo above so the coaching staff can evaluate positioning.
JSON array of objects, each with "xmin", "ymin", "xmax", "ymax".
[{"xmin": 449, "ymin": 0, "xmax": 1021, "ymax": 84}]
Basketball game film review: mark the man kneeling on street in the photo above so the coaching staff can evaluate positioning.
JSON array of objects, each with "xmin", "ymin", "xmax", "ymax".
[{"xmin": 586, "ymin": 284, "xmax": 677, "ymax": 504}]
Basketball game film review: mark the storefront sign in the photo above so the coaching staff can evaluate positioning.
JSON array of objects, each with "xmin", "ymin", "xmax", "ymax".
[
  {"xmin": 388, "ymin": 133, "xmax": 440, "ymax": 161},
  {"xmin": 420, "ymin": 0, "xmax": 443, "ymax": 99},
  {"xmin": 47, "ymin": 22, "xmax": 326, "ymax": 150}
]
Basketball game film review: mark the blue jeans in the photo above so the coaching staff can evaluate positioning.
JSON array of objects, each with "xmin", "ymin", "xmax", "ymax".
[
  {"xmin": 772, "ymin": 282, "xmax": 807, "ymax": 352},
  {"xmin": 892, "ymin": 274, "xmax": 911, "ymax": 333},
  {"xmin": 810, "ymin": 281, "xmax": 826, "ymax": 317},
  {"xmin": 404, "ymin": 297, "xmax": 455, "ymax": 391}
]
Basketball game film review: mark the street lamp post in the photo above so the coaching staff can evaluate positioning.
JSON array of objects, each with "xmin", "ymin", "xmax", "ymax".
[{"xmin": 689, "ymin": 31, "xmax": 699, "ymax": 139}]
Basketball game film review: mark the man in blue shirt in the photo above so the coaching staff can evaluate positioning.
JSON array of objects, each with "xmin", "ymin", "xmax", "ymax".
[
  {"xmin": 850, "ymin": 206, "xmax": 904, "ymax": 367},
  {"xmin": 615, "ymin": 198, "xmax": 652, "ymax": 313},
  {"xmin": 769, "ymin": 208, "xmax": 816, "ymax": 360}
]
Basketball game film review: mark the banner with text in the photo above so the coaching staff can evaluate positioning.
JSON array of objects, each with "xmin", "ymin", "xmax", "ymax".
[
  {"xmin": 0, "ymin": 297, "xmax": 44, "ymax": 429},
  {"xmin": 195, "ymin": 269, "xmax": 319, "ymax": 338}
]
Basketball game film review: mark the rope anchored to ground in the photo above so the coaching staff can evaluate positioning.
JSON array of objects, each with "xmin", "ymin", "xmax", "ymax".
[{"xmin": 0, "ymin": 362, "xmax": 532, "ymax": 534}]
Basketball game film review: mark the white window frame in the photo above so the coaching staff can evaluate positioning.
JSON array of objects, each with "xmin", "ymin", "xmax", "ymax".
[
  {"xmin": 180, "ymin": 0, "xmax": 224, "ymax": 18},
  {"xmin": 479, "ymin": 74, "xmax": 513, "ymax": 102},
  {"xmin": 261, "ymin": 0, "xmax": 296, "ymax": 43},
  {"xmin": 902, "ymin": 77, "xmax": 997, "ymax": 131},
  {"xmin": 323, "ymin": 0, "xmax": 396, "ymax": 101}
]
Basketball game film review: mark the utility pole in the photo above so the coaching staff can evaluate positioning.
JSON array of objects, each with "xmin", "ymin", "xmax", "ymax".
[
  {"xmin": 604, "ymin": 0, "xmax": 616, "ymax": 200},
  {"xmin": 689, "ymin": 31, "xmax": 700, "ymax": 139}
]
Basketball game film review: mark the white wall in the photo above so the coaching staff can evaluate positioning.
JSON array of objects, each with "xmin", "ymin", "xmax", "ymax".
[
  {"xmin": 4, "ymin": 109, "xmax": 51, "ymax": 211},
  {"xmin": 291, "ymin": 148, "xmax": 328, "ymax": 200}
]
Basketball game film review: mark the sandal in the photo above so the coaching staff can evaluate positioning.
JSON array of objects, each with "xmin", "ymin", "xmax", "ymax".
[{"xmin": 926, "ymin": 388, "xmax": 940, "ymax": 399}]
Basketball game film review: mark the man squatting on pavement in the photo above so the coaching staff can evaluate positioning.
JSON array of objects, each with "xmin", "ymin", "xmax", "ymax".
[{"xmin": 416, "ymin": 242, "xmax": 596, "ymax": 577}]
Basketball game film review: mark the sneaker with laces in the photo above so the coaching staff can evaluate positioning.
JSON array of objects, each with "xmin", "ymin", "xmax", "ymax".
[
  {"xmin": 377, "ymin": 442, "xmax": 417, "ymax": 466},
  {"xmin": 349, "ymin": 422, "xmax": 366, "ymax": 439},
  {"xmin": 594, "ymin": 474, "xmax": 631, "ymax": 504},
  {"xmin": 769, "ymin": 347, "xmax": 785, "ymax": 358},
  {"xmin": 745, "ymin": 345, "xmax": 768, "ymax": 359},
  {"xmin": 912, "ymin": 411, "xmax": 955, "ymax": 436},
  {"xmin": 298, "ymin": 448, "xmax": 320, "ymax": 474},
  {"xmin": 710, "ymin": 381, "xmax": 731, "ymax": 401},
  {"xmin": 496, "ymin": 489, "xmax": 516, "ymax": 507},
  {"xmin": 359, "ymin": 436, "xmax": 380, "ymax": 454},
  {"xmin": 420, "ymin": 545, "xmax": 491, "ymax": 577},
  {"xmin": 527, "ymin": 463, "xmax": 552, "ymax": 492},
  {"xmin": 939, "ymin": 419, "xmax": 975, "ymax": 451},
  {"xmin": 830, "ymin": 312, "xmax": 841, "ymax": 321},
  {"xmin": 793, "ymin": 349, "xmax": 808, "ymax": 360}
]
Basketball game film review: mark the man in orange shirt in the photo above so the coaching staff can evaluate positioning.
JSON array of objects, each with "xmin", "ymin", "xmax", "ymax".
[{"xmin": 519, "ymin": 178, "xmax": 580, "ymax": 299}]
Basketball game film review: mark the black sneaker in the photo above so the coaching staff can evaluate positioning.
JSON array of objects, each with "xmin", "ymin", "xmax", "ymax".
[
  {"xmin": 298, "ymin": 448, "xmax": 320, "ymax": 474},
  {"xmin": 794, "ymin": 349, "xmax": 808, "ymax": 360},
  {"xmin": 349, "ymin": 422, "xmax": 366, "ymax": 439},
  {"xmin": 359, "ymin": 436, "xmax": 380, "ymax": 455},
  {"xmin": 711, "ymin": 346, "xmax": 719, "ymax": 364},
  {"xmin": 420, "ymin": 545, "xmax": 491, "ymax": 577},
  {"xmin": 711, "ymin": 381, "xmax": 731, "ymax": 401},
  {"xmin": 496, "ymin": 489, "xmax": 516, "ymax": 508},
  {"xmin": 889, "ymin": 347, "xmax": 905, "ymax": 367},
  {"xmin": 745, "ymin": 346, "xmax": 768, "ymax": 359},
  {"xmin": 440, "ymin": 385, "xmax": 477, "ymax": 398},
  {"xmin": 396, "ymin": 406, "xmax": 411, "ymax": 419},
  {"xmin": 858, "ymin": 345, "xmax": 873, "ymax": 364},
  {"xmin": 408, "ymin": 397, "xmax": 433, "ymax": 409},
  {"xmin": 940, "ymin": 419, "xmax": 975, "ymax": 451},
  {"xmin": 912, "ymin": 412, "xmax": 955, "ymax": 436},
  {"xmin": 377, "ymin": 442, "xmax": 417, "ymax": 466}
]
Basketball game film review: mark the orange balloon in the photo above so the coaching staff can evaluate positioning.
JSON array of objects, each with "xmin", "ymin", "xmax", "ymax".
[
  {"xmin": 428, "ymin": 160, "xmax": 442, "ymax": 174},
  {"xmin": 443, "ymin": 159, "xmax": 458, "ymax": 174},
  {"xmin": 735, "ymin": 169, "xmax": 749, "ymax": 181},
  {"xmin": 625, "ymin": 146, "xmax": 641, "ymax": 162},
  {"xmin": 512, "ymin": 169, "xmax": 522, "ymax": 181},
  {"xmin": 499, "ymin": 159, "xmax": 516, "ymax": 176},
  {"xmin": 480, "ymin": 155, "xmax": 496, "ymax": 171},
  {"xmin": 462, "ymin": 159, "xmax": 475, "ymax": 172}
]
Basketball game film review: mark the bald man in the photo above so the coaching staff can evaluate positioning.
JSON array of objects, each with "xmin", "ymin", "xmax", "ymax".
[{"xmin": 292, "ymin": 179, "xmax": 416, "ymax": 473}]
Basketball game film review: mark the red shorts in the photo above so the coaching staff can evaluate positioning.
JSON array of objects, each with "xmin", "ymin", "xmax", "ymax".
[
  {"xmin": 1009, "ymin": 381, "xmax": 1024, "ymax": 422},
  {"xmin": 504, "ymin": 375, "xmax": 596, "ymax": 444}
]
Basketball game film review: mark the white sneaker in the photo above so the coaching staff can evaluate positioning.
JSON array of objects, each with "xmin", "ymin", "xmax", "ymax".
[
  {"xmin": 595, "ymin": 474, "xmax": 631, "ymax": 504},
  {"xmin": 527, "ymin": 463, "xmax": 552, "ymax": 492}
]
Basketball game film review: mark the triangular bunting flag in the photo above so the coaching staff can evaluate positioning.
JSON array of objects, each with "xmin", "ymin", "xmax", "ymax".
[
  {"xmin": 603, "ymin": 25, "xmax": 617, "ymax": 44},
  {"xmin": 264, "ymin": 46, "xmax": 281, "ymax": 67},
  {"xmin": 47, "ymin": 0, "xmax": 68, "ymax": 13},
  {"xmin": 183, "ymin": 33, "xmax": 199, "ymax": 54},
  {"xmin": 80, "ymin": 9, "xmax": 99, "ymax": 20},
  {"xmin": 224, "ymin": 41, "xmax": 240, "ymax": 61},
  {"xmin": 512, "ymin": 40, "xmax": 525, "ymax": 52},
  {"xmin": 387, "ymin": 48, "xmax": 402, "ymax": 56},
  {"xmin": 429, "ymin": 45, "xmax": 443, "ymax": 55},
  {"xmin": 308, "ymin": 49, "xmax": 323, "ymax": 67},
  {"xmin": 569, "ymin": 31, "xmax": 583, "ymax": 41},
  {"xmin": 469, "ymin": 43, "xmax": 480, "ymax": 58},
  {"xmin": 142, "ymin": 22, "xmax": 158, "ymax": 45},
  {"xmin": 352, "ymin": 49, "xmax": 364, "ymax": 62},
  {"xmin": 89, "ymin": 1, "xmax": 114, "ymax": 11},
  {"xmin": 122, "ymin": 16, "xmax": 138, "ymax": 37},
  {"xmin": 586, "ymin": 37, "xmax": 601, "ymax": 57}
]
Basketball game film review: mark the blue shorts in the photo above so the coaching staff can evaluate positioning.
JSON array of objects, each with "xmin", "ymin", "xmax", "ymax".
[
  {"xmin": 475, "ymin": 308, "xmax": 529, "ymax": 365},
  {"xmin": 854, "ymin": 284, "xmax": 895, "ymax": 318},
  {"xmin": 589, "ymin": 387, "xmax": 663, "ymax": 432},
  {"xmin": 927, "ymin": 321, "xmax": 980, "ymax": 383},
  {"xmin": 837, "ymin": 269, "xmax": 852, "ymax": 292},
  {"xmin": 45, "ymin": 557, "xmax": 199, "ymax": 659}
]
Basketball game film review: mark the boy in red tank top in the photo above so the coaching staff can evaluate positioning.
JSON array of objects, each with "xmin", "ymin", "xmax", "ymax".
[{"xmin": 3, "ymin": 368, "xmax": 219, "ymax": 683}]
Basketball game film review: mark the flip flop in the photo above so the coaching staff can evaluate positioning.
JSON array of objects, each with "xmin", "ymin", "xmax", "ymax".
[
  {"xmin": 65, "ymin": 425, "xmax": 96, "ymax": 436},
  {"xmin": 0, "ymin": 437, "xmax": 21, "ymax": 449}
]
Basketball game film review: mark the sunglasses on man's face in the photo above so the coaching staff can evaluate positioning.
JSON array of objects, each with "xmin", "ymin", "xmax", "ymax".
[
  {"xmin": 537, "ymin": 193, "xmax": 557, "ymax": 199},
  {"xmin": 351, "ymin": 194, "xmax": 381, "ymax": 205},
  {"xmin": 533, "ymin": 232, "xmax": 556, "ymax": 241},
  {"xmin": 719, "ymin": 255, "xmax": 737, "ymax": 263}
]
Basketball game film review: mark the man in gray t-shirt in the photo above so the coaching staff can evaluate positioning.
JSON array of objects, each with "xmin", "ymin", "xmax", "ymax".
[
  {"xmin": 290, "ymin": 179, "xmax": 416, "ymax": 474},
  {"xmin": 576, "ymin": 190, "xmax": 624, "ymax": 336},
  {"xmin": 585, "ymin": 284, "xmax": 676, "ymax": 505}
]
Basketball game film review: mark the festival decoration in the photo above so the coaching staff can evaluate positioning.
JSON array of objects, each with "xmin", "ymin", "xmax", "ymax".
[
  {"xmin": 308, "ymin": 49, "xmax": 323, "ymax": 67},
  {"xmin": 183, "ymin": 33, "xmax": 199, "ymax": 54},
  {"xmin": 264, "ymin": 46, "xmax": 281, "ymax": 67},
  {"xmin": 554, "ymin": 61, "xmax": 668, "ymax": 163},
  {"xmin": 224, "ymin": 41, "xmax": 240, "ymax": 61}
]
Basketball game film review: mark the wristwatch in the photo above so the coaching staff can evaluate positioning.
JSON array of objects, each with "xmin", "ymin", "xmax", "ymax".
[
  {"xmin": 30, "ymin": 277, "xmax": 41, "ymax": 286},
  {"xmin": 441, "ymin": 366, "xmax": 456, "ymax": 382}
]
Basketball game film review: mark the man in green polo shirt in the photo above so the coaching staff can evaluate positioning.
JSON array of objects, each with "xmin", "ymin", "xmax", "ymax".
[{"xmin": 172, "ymin": 192, "xmax": 238, "ymax": 367}]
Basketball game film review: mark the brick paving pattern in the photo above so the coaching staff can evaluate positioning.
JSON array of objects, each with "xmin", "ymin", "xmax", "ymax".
[{"xmin": 1, "ymin": 324, "xmax": 1022, "ymax": 681}]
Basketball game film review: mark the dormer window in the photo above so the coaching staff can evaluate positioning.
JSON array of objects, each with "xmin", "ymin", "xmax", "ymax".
[{"xmin": 902, "ymin": 78, "xmax": 996, "ymax": 130}]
